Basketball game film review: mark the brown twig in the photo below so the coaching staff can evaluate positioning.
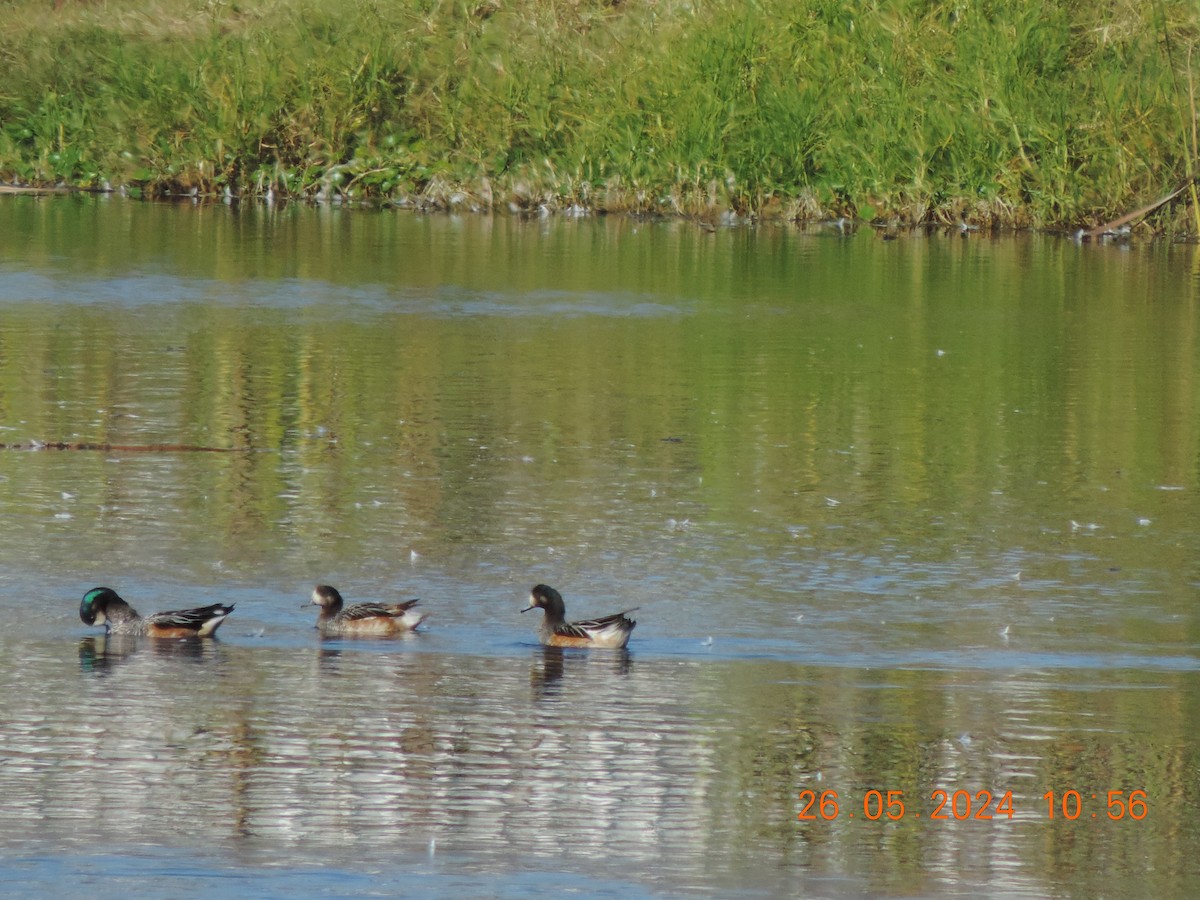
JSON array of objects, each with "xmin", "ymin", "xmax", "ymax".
[{"xmin": 0, "ymin": 442, "xmax": 248, "ymax": 452}]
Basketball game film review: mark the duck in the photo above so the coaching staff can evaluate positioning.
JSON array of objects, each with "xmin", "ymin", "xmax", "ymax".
[
  {"xmin": 309, "ymin": 584, "xmax": 425, "ymax": 636},
  {"xmin": 79, "ymin": 587, "xmax": 234, "ymax": 638},
  {"xmin": 522, "ymin": 584, "xmax": 637, "ymax": 649}
]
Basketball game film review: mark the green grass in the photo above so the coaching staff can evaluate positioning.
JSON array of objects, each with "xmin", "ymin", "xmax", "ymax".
[{"xmin": 2, "ymin": 0, "xmax": 1199, "ymax": 231}]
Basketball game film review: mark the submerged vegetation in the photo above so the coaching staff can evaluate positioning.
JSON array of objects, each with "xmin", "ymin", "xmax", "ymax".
[{"xmin": 2, "ymin": 0, "xmax": 1200, "ymax": 231}]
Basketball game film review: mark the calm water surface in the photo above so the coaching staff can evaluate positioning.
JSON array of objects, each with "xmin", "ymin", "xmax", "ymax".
[{"xmin": 0, "ymin": 197, "xmax": 1198, "ymax": 897}]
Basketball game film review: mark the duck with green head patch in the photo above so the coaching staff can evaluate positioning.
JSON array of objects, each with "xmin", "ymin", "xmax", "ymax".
[{"xmin": 79, "ymin": 587, "xmax": 234, "ymax": 638}]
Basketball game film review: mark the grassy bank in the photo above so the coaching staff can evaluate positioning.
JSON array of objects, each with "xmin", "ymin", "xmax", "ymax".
[{"xmin": 2, "ymin": 0, "xmax": 1199, "ymax": 232}]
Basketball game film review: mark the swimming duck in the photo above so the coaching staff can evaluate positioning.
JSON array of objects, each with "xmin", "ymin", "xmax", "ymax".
[
  {"xmin": 522, "ymin": 584, "xmax": 637, "ymax": 649},
  {"xmin": 79, "ymin": 587, "xmax": 234, "ymax": 638},
  {"xmin": 310, "ymin": 584, "xmax": 425, "ymax": 636}
]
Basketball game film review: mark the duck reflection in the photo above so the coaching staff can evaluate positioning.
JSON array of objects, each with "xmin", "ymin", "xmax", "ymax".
[
  {"xmin": 316, "ymin": 629, "xmax": 422, "ymax": 644},
  {"xmin": 530, "ymin": 646, "xmax": 633, "ymax": 701},
  {"xmin": 531, "ymin": 646, "xmax": 566, "ymax": 697},
  {"xmin": 78, "ymin": 633, "xmax": 222, "ymax": 674},
  {"xmin": 316, "ymin": 644, "xmax": 345, "ymax": 675}
]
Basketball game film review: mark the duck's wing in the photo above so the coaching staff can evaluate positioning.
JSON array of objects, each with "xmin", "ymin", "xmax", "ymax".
[
  {"xmin": 573, "ymin": 608, "xmax": 638, "ymax": 629},
  {"xmin": 342, "ymin": 600, "xmax": 420, "ymax": 621},
  {"xmin": 385, "ymin": 599, "xmax": 422, "ymax": 615},
  {"xmin": 555, "ymin": 608, "xmax": 639, "ymax": 640},
  {"xmin": 144, "ymin": 603, "xmax": 235, "ymax": 636}
]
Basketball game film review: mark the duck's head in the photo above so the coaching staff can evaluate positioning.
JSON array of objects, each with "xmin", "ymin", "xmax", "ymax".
[
  {"xmin": 523, "ymin": 584, "xmax": 565, "ymax": 616},
  {"xmin": 311, "ymin": 585, "xmax": 345, "ymax": 610},
  {"xmin": 80, "ymin": 587, "xmax": 123, "ymax": 627}
]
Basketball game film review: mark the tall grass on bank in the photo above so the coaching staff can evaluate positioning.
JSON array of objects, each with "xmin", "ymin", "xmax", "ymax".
[{"xmin": 2, "ymin": 0, "xmax": 1199, "ymax": 231}]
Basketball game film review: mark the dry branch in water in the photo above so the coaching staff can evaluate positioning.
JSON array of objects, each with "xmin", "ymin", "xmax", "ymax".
[
  {"xmin": 0, "ymin": 442, "xmax": 248, "ymax": 452},
  {"xmin": 1085, "ymin": 178, "xmax": 1197, "ymax": 238}
]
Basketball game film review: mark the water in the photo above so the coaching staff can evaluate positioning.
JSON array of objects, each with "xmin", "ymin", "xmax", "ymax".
[{"xmin": 0, "ymin": 196, "xmax": 1198, "ymax": 896}]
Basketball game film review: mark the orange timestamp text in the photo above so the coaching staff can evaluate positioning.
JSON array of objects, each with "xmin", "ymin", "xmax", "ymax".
[{"xmin": 798, "ymin": 789, "xmax": 1148, "ymax": 822}]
